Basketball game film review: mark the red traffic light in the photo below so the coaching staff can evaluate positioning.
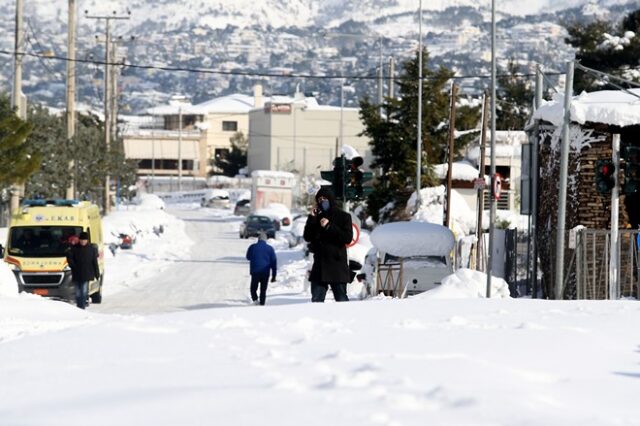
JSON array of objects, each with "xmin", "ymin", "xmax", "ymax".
[{"xmin": 601, "ymin": 164, "xmax": 614, "ymax": 177}]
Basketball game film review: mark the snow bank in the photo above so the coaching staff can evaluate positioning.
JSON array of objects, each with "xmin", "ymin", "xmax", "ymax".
[
  {"xmin": 0, "ymin": 262, "xmax": 18, "ymax": 297},
  {"xmin": 417, "ymin": 268, "xmax": 511, "ymax": 299},
  {"xmin": 370, "ymin": 221, "xmax": 454, "ymax": 257},
  {"xmin": 132, "ymin": 193, "xmax": 166, "ymax": 210},
  {"xmin": 433, "ymin": 161, "xmax": 481, "ymax": 181},
  {"xmin": 534, "ymin": 89, "xmax": 640, "ymax": 128},
  {"xmin": 102, "ymin": 207, "xmax": 193, "ymax": 296}
]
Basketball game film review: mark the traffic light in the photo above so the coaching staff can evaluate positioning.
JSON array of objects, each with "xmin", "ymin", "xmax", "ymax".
[
  {"xmin": 623, "ymin": 145, "xmax": 640, "ymax": 195},
  {"xmin": 595, "ymin": 159, "xmax": 616, "ymax": 194},
  {"xmin": 320, "ymin": 156, "xmax": 345, "ymax": 199},
  {"xmin": 345, "ymin": 156, "xmax": 374, "ymax": 201}
]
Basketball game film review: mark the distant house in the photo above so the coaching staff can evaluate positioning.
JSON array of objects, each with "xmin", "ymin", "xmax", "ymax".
[
  {"xmin": 464, "ymin": 130, "xmax": 526, "ymax": 212},
  {"xmin": 531, "ymin": 88, "xmax": 640, "ymax": 299},
  {"xmin": 123, "ymin": 87, "xmax": 265, "ymax": 180}
]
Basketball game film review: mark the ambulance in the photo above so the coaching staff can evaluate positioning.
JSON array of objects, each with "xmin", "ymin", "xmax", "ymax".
[{"xmin": 2, "ymin": 199, "xmax": 104, "ymax": 304}]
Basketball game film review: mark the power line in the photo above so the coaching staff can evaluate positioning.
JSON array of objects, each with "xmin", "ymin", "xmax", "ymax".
[{"xmin": 0, "ymin": 49, "xmax": 567, "ymax": 82}]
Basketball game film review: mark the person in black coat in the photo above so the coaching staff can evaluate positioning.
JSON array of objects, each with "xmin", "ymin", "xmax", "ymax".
[
  {"xmin": 67, "ymin": 231, "xmax": 100, "ymax": 309},
  {"xmin": 303, "ymin": 187, "xmax": 353, "ymax": 302}
]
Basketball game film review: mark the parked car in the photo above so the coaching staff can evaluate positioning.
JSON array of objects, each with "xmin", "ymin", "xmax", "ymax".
[
  {"xmin": 201, "ymin": 189, "xmax": 230, "ymax": 209},
  {"xmin": 364, "ymin": 221, "xmax": 455, "ymax": 297},
  {"xmin": 254, "ymin": 203, "xmax": 292, "ymax": 232},
  {"xmin": 233, "ymin": 199, "xmax": 251, "ymax": 216},
  {"xmin": 239, "ymin": 215, "xmax": 276, "ymax": 239}
]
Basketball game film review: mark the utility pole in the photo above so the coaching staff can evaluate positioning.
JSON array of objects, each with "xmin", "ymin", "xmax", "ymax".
[
  {"xmin": 65, "ymin": 0, "xmax": 76, "ymax": 200},
  {"xmin": 377, "ymin": 37, "xmax": 384, "ymax": 118},
  {"xmin": 609, "ymin": 134, "xmax": 621, "ymax": 299},
  {"xmin": 445, "ymin": 83, "xmax": 458, "ymax": 229},
  {"xmin": 475, "ymin": 93, "xmax": 489, "ymax": 271},
  {"xmin": 178, "ymin": 104, "xmax": 183, "ymax": 191},
  {"xmin": 416, "ymin": 0, "xmax": 423, "ymax": 209},
  {"xmin": 85, "ymin": 10, "xmax": 130, "ymax": 214},
  {"xmin": 555, "ymin": 60, "xmax": 574, "ymax": 300},
  {"xmin": 486, "ymin": 0, "xmax": 497, "ymax": 298},
  {"xmin": 10, "ymin": 0, "xmax": 26, "ymax": 216},
  {"xmin": 387, "ymin": 56, "xmax": 395, "ymax": 101},
  {"xmin": 340, "ymin": 80, "xmax": 345, "ymax": 152},
  {"xmin": 531, "ymin": 67, "xmax": 543, "ymax": 297}
]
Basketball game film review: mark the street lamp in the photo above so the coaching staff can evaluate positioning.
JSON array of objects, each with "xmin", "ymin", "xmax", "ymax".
[
  {"xmin": 486, "ymin": 0, "xmax": 497, "ymax": 298},
  {"xmin": 416, "ymin": 0, "xmax": 423, "ymax": 208}
]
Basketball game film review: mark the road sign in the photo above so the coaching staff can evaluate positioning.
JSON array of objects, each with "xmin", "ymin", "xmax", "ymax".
[{"xmin": 493, "ymin": 173, "xmax": 502, "ymax": 200}]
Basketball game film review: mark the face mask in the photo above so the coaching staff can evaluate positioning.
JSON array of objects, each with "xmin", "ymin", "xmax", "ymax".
[{"xmin": 320, "ymin": 199, "xmax": 330, "ymax": 211}]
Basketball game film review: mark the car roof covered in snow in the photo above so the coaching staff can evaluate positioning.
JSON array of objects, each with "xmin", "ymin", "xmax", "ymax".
[{"xmin": 370, "ymin": 221, "xmax": 455, "ymax": 257}]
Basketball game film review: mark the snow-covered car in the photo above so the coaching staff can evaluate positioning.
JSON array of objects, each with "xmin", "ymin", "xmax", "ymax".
[
  {"xmin": 233, "ymin": 199, "xmax": 251, "ymax": 216},
  {"xmin": 254, "ymin": 203, "xmax": 292, "ymax": 232},
  {"xmin": 200, "ymin": 189, "xmax": 230, "ymax": 209},
  {"xmin": 365, "ymin": 221, "xmax": 455, "ymax": 297}
]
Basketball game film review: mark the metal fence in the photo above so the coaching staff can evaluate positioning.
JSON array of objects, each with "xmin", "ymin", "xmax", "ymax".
[{"xmin": 575, "ymin": 229, "xmax": 640, "ymax": 299}]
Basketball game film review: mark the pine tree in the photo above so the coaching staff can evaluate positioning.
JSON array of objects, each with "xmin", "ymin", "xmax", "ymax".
[
  {"xmin": 359, "ymin": 49, "xmax": 479, "ymax": 222},
  {"xmin": 497, "ymin": 60, "xmax": 534, "ymax": 130},
  {"xmin": 566, "ymin": 9, "xmax": 640, "ymax": 92},
  {"xmin": 0, "ymin": 94, "xmax": 40, "ymax": 188},
  {"xmin": 213, "ymin": 131, "xmax": 247, "ymax": 177}
]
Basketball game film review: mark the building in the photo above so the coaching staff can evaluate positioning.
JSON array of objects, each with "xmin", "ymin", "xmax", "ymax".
[
  {"xmin": 531, "ymin": 88, "xmax": 640, "ymax": 300},
  {"xmin": 123, "ymin": 91, "xmax": 260, "ymax": 180},
  {"xmin": 464, "ymin": 130, "xmax": 525, "ymax": 212},
  {"xmin": 247, "ymin": 91, "xmax": 372, "ymax": 175}
]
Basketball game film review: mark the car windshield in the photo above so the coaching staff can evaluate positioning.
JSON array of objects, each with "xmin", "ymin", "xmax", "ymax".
[
  {"xmin": 8, "ymin": 226, "xmax": 83, "ymax": 257},
  {"xmin": 247, "ymin": 216, "xmax": 271, "ymax": 224}
]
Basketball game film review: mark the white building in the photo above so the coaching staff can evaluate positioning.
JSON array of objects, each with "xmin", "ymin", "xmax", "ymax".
[{"xmin": 465, "ymin": 130, "xmax": 526, "ymax": 211}]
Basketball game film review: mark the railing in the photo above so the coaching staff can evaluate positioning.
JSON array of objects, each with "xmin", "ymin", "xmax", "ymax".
[{"xmin": 575, "ymin": 229, "xmax": 640, "ymax": 300}]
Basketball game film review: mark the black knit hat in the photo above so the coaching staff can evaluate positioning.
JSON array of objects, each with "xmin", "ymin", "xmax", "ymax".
[
  {"xmin": 315, "ymin": 186, "xmax": 336, "ymax": 204},
  {"xmin": 79, "ymin": 231, "xmax": 89, "ymax": 241}
]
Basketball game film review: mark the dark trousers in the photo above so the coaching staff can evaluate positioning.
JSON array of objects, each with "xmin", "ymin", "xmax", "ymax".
[
  {"xmin": 75, "ymin": 281, "xmax": 88, "ymax": 309},
  {"xmin": 250, "ymin": 273, "xmax": 269, "ymax": 305},
  {"xmin": 311, "ymin": 281, "xmax": 349, "ymax": 303}
]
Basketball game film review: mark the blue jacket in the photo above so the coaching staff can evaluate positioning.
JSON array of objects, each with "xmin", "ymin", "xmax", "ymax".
[{"xmin": 246, "ymin": 240, "xmax": 277, "ymax": 277}]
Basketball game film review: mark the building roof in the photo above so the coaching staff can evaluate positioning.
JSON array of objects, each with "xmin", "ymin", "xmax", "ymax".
[
  {"xmin": 147, "ymin": 93, "xmax": 359, "ymax": 116},
  {"xmin": 533, "ymin": 88, "xmax": 640, "ymax": 128}
]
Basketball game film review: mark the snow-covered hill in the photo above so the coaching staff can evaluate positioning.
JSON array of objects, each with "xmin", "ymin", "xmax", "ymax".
[
  {"xmin": 4, "ymin": 0, "xmax": 633, "ymax": 28},
  {"xmin": 0, "ymin": 0, "xmax": 637, "ymax": 111}
]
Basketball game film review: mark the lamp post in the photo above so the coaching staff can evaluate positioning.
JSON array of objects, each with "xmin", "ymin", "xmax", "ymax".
[
  {"xmin": 178, "ymin": 104, "xmax": 182, "ymax": 191},
  {"xmin": 486, "ymin": 0, "xmax": 497, "ymax": 298},
  {"xmin": 416, "ymin": 0, "xmax": 423, "ymax": 208}
]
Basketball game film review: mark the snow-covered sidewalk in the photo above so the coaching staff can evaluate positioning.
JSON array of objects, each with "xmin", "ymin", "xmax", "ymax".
[
  {"xmin": 0, "ymin": 293, "xmax": 639, "ymax": 425},
  {"xmin": 2, "ymin": 203, "xmax": 640, "ymax": 425}
]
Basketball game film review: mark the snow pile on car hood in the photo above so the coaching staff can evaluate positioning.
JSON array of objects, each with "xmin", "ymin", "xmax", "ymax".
[
  {"xmin": 416, "ymin": 268, "xmax": 511, "ymax": 299},
  {"xmin": 370, "ymin": 221, "xmax": 454, "ymax": 258}
]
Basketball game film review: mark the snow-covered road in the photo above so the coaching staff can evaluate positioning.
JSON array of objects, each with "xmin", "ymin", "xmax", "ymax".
[{"xmin": 93, "ymin": 207, "xmax": 253, "ymax": 315}]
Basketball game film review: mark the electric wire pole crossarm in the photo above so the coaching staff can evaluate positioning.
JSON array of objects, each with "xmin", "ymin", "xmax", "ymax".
[{"xmin": 84, "ymin": 9, "xmax": 130, "ymax": 214}]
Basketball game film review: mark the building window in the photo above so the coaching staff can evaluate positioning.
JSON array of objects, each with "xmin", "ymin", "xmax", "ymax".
[{"xmin": 222, "ymin": 121, "xmax": 238, "ymax": 132}]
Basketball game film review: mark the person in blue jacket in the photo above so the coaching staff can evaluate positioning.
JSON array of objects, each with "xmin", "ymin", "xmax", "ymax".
[{"xmin": 245, "ymin": 231, "xmax": 277, "ymax": 305}]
